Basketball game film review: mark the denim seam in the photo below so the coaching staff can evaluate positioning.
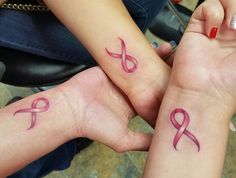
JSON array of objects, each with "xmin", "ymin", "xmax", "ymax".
[
  {"xmin": 0, "ymin": 38, "xmax": 78, "ymax": 60},
  {"xmin": 127, "ymin": 0, "xmax": 149, "ymax": 31}
]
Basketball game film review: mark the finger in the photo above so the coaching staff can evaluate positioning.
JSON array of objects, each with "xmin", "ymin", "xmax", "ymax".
[
  {"xmin": 220, "ymin": 0, "xmax": 236, "ymax": 30},
  {"xmin": 155, "ymin": 42, "xmax": 172, "ymax": 58},
  {"xmin": 0, "ymin": 0, "xmax": 7, "ymax": 4},
  {"xmin": 151, "ymin": 41, "xmax": 176, "ymax": 66},
  {"xmin": 191, "ymin": 0, "xmax": 224, "ymax": 38},
  {"xmin": 164, "ymin": 52, "xmax": 175, "ymax": 67},
  {"xmin": 162, "ymin": 41, "xmax": 177, "ymax": 67},
  {"xmin": 112, "ymin": 131, "xmax": 152, "ymax": 152}
]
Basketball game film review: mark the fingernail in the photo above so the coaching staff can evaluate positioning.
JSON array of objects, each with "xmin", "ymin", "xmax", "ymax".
[
  {"xmin": 169, "ymin": 40, "xmax": 177, "ymax": 47},
  {"xmin": 169, "ymin": 40, "xmax": 177, "ymax": 50},
  {"xmin": 230, "ymin": 14, "xmax": 236, "ymax": 30},
  {"xmin": 209, "ymin": 27, "xmax": 218, "ymax": 39},
  {"xmin": 151, "ymin": 41, "xmax": 159, "ymax": 48}
]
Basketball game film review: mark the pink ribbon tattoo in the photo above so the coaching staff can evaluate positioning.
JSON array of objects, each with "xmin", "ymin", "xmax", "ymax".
[
  {"xmin": 105, "ymin": 38, "xmax": 138, "ymax": 73},
  {"xmin": 170, "ymin": 108, "xmax": 200, "ymax": 152},
  {"xmin": 14, "ymin": 97, "xmax": 49, "ymax": 130}
]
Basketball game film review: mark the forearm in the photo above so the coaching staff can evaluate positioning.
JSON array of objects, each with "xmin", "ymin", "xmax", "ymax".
[
  {"xmin": 0, "ymin": 88, "xmax": 75, "ymax": 176},
  {"xmin": 43, "ymin": 0, "xmax": 170, "ymax": 96},
  {"xmin": 143, "ymin": 86, "xmax": 234, "ymax": 178}
]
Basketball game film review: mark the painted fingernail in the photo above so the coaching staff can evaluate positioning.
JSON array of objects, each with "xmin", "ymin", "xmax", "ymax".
[
  {"xmin": 209, "ymin": 27, "xmax": 218, "ymax": 39},
  {"xmin": 151, "ymin": 41, "xmax": 159, "ymax": 48},
  {"xmin": 230, "ymin": 14, "xmax": 236, "ymax": 30}
]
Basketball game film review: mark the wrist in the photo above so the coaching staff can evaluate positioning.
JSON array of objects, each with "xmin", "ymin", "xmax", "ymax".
[
  {"xmin": 127, "ymin": 59, "xmax": 170, "ymax": 102},
  {"xmin": 144, "ymin": 85, "xmax": 234, "ymax": 178},
  {"xmin": 157, "ymin": 85, "xmax": 235, "ymax": 145},
  {"xmin": 163, "ymin": 85, "xmax": 235, "ymax": 123},
  {"xmin": 47, "ymin": 86, "xmax": 81, "ymax": 140}
]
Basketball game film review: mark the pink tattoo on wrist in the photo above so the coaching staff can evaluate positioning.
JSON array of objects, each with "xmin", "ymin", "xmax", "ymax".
[
  {"xmin": 14, "ymin": 97, "xmax": 49, "ymax": 130},
  {"xmin": 170, "ymin": 108, "xmax": 200, "ymax": 152},
  {"xmin": 105, "ymin": 38, "xmax": 138, "ymax": 73}
]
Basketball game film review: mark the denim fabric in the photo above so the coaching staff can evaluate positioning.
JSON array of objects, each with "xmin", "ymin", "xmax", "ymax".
[
  {"xmin": 0, "ymin": 10, "xmax": 96, "ymax": 66},
  {"xmin": 4, "ymin": 0, "xmax": 167, "ymax": 177},
  {"xmin": 0, "ymin": 0, "xmax": 167, "ymax": 65},
  {"xmin": 124, "ymin": 0, "xmax": 167, "ymax": 32},
  {"xmin": 8, "ymin": 140, "xmax": 79, "ymax": 178}
]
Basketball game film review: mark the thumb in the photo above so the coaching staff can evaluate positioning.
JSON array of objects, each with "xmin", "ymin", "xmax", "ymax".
[
  {"xmin": 151, "ymin": 41, "xmax": 176, "ymax": 67},
  {"xmin": 190, "ymin": 0, "xmax": 224, "ymax": 39},
  {"xmin": 111, "ymin": 130, "xmax": 153, "ymax": 153}
]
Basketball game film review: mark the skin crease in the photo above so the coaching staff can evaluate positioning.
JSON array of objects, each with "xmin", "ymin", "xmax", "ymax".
[
  {"xmin": 56, "ymin": 43, "xmax": 173, "ymax": 152},
  {"xmin": 39, "ymin": 0, "xmax": 172, "ymax": 128},
  {"xmin": 0, "ymin": 43, "xmax": 172, "ymax": 176},
  {"xmin": 14, "ymin": 98, "xmax": 50, "ymax": 130},
  {"xmin": 0, "ymin": 0, "xmax": 177, "ymax": 128},
  {"xmin": 143, "ymin": 0, "xmax": 236, "ymax": 177},
  {"xmin": 40, "ymin": 0, "xmax": 236, "ymax": 130},
  {"xmin": 105, "ymin": 38, "xmax": 138, "ymax": 73},
  {"xmin": 0, "ymin": 0, "xmax": 235, "ymax": 178}
]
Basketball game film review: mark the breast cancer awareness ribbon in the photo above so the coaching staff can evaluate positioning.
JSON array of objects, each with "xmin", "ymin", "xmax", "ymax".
[
  {"xmin": 14, "ymin": 97, "xmax": 49, "ymax": 130},
  {"xmin": 170, "ymin": 108, "xmax": 200, "ymax": 152},
  {"xmin": 105, "ymin": 38, "xmax": 138, "ymax": 73}
]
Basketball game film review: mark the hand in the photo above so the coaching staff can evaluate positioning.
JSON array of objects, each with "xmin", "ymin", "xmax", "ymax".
[
  {"xmin": 154, "ymin": 41, "xmax": 176, "ymax": 67},
  {"xmin": 87, "ymin": 0, "xmax": 235, "ymax": 129},
  {"xmin": 128, "ymin": 42, "xmax": 173, "ymax": 127},
  {"xmin": 53, "ymin": 42, "xmax": 174, "ymax": 153},
  {"xmin": 194, "ymin": 0, "xmax": 236, "ymax": 38},
  {"xmin": 169, "ymin": 0, "xmax": 236, "ymax": 110},
  {"xmin": 57, "ymin": 43, "xmax": 174, "ymax": 152},
  {"xmin": 58, "ymin": 66, "xmax": 152, "ymax": 152}
]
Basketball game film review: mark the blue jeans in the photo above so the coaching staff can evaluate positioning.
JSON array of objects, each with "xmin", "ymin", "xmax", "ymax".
[
  {"xmin": 2, "ymin": 0, "xmax": 167, "ymax": 177},
  {"xmin": 8, "ymin": 140, "xmax": 79, "ymax": 178},
  {"xmin": 0, "ymin": 0, "xmax": 166, "ymax": 65}
]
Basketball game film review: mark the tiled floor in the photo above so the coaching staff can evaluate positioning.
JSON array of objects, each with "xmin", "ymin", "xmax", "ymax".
[{"xmin": 1, "ymin": 0, "xmax": 236, "ymax": 177}]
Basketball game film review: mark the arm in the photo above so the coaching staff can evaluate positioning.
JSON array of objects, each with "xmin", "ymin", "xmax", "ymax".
[
  {"xmin": 42, "ymin": 0, "xmax": 170, "ymax": 126},
  {"xmin": 0, "ymin": 67, "xmax": 152, "ymax": 177},
  {"xmin": 0, "ymin": 88, "xmax": 74, "ymax": 177},
  {"xmin": 143, "ymin": 87, "xmax": 234, "ymax": 178},
  {"xmin": 143, "ymin": 0, "xmax": 236, "ymax": 177}
]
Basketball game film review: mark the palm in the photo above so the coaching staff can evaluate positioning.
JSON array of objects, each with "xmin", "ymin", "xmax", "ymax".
[
  {"xmin": 60, "ymin": 67, "xmax": 151, "ymax": 152},
  {"xmin": 172, "ymin": 21, "xmax": 236, "ymax": 103}
]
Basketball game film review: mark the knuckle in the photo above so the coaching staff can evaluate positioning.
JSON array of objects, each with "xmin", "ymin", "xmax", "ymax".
[{"xmin": 203, "ymin": 2, "xmax": 224, "ymax": 21}]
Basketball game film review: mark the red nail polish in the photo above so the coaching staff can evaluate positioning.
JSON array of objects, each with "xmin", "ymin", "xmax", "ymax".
[{"xmin": 209, "ymin": 27, "xmax": 218, "ymax": 39}]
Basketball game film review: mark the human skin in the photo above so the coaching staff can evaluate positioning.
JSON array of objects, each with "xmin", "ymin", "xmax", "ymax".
[
  {"xmin": 0, "ymin": 44, "xmax": 173, "ymax": 177},
  {"xmin": 0, "ymin": 0, "xmax": 6, "ymax": 4},
  {"xmin": 1, "ymin": 0, "xmax": 236, "ymax": 175},
  {"xmin": 143, "ymin": 1, "xmax": 236, "ymax": 178},
  {"xmin": 0, "ymin": 67, "xmax": 144, "ymax": 177},
  {"xmin": 0, "ymin": 0, "xmax": 226, "ymax": 127},
  {"xmin": 13, "ymin": 97, "xmax": 50, "ymax": 130},
  {"xmin": 41, "ymin": 0, "xmax": 171, "ymax": 127},
  {"xmin": 41, "ymin": 0, "xmax": 236, "ymax": 127}
]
